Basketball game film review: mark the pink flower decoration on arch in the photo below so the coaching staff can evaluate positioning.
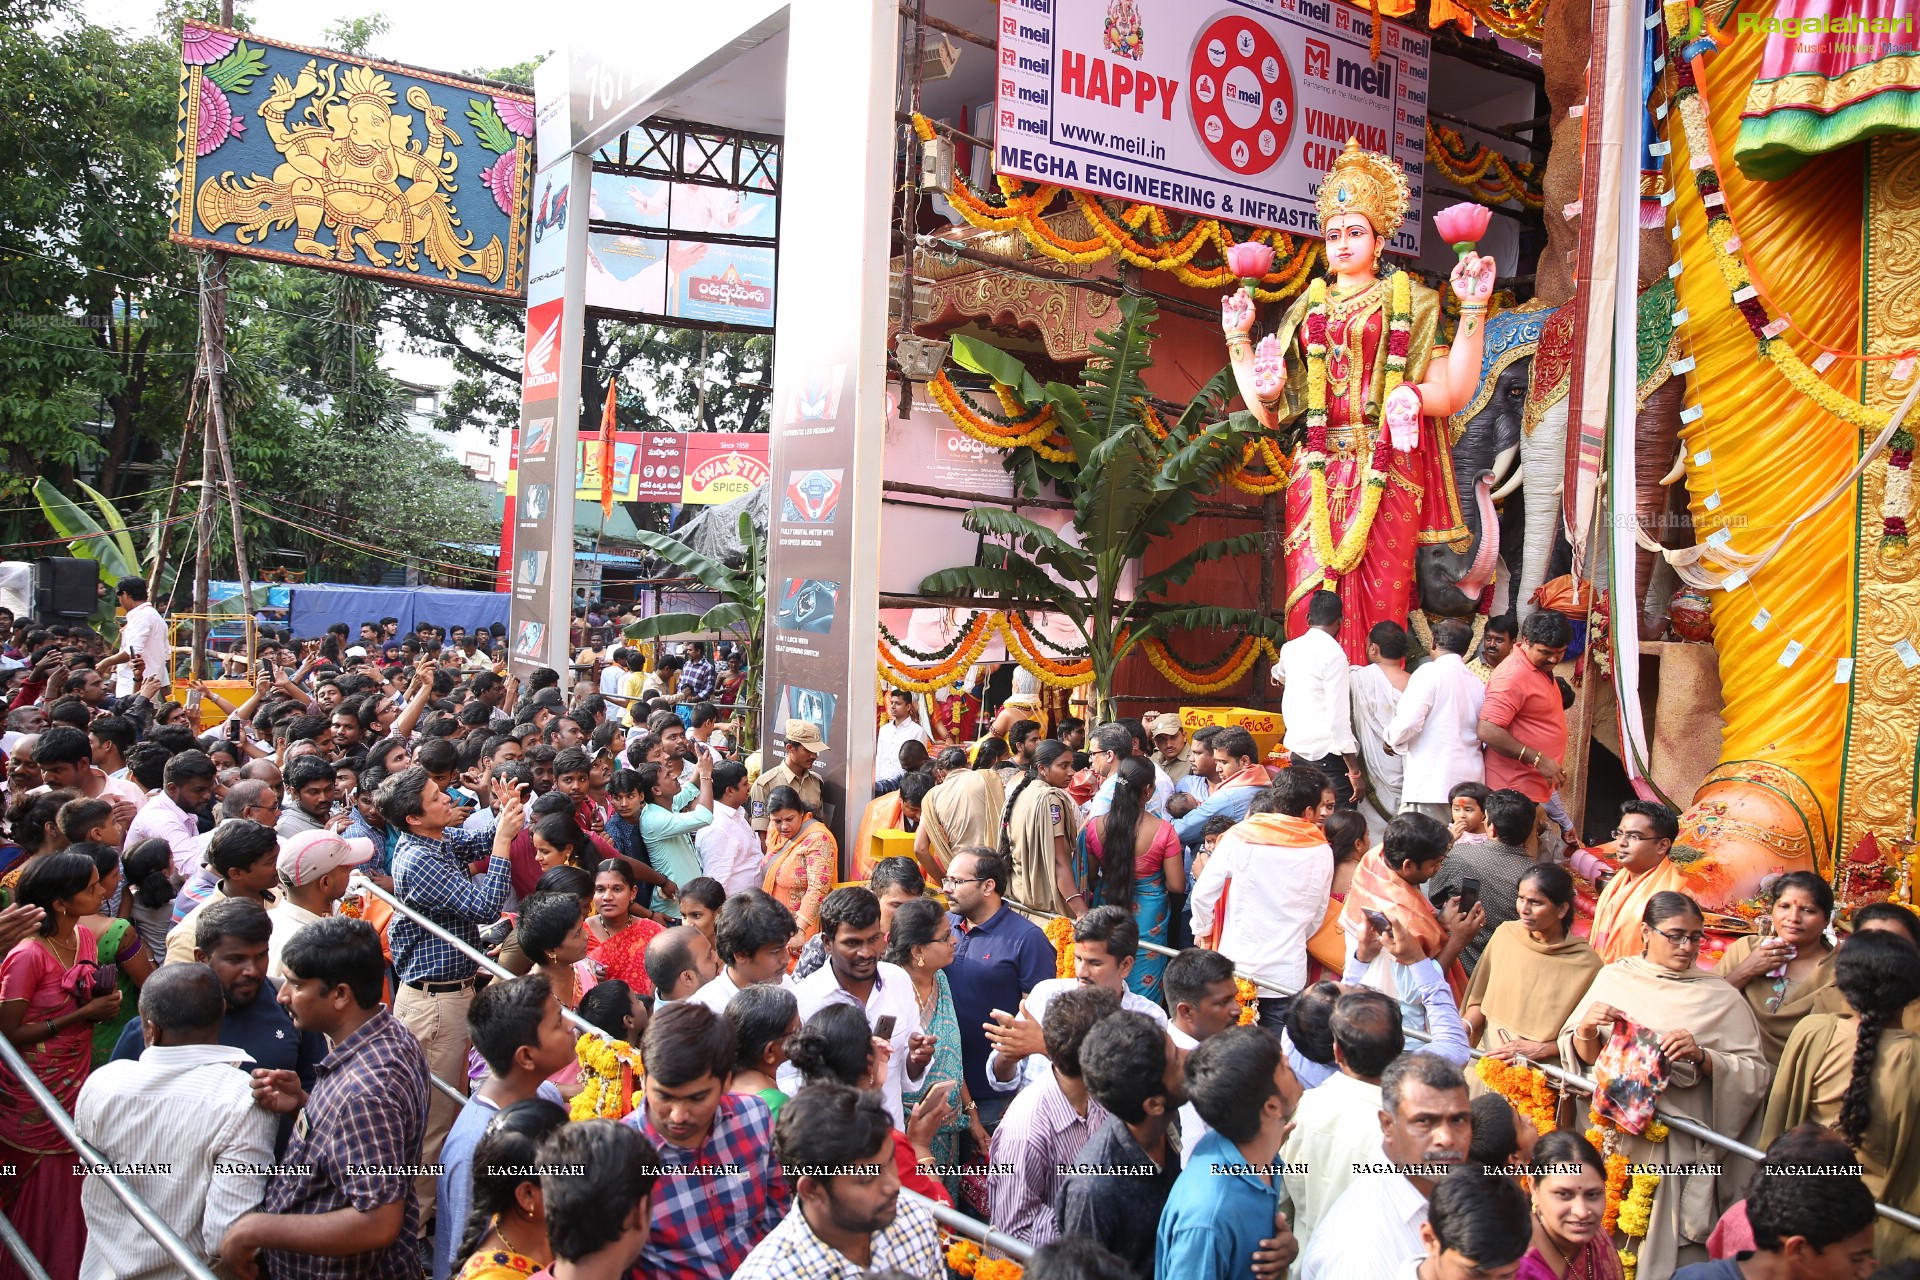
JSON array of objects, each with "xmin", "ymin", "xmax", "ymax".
[
  {"xmin": 196, "ymin": 79, "xmax": 245, "ymax": 157},
  {"xmin": 182, "ymin": 25, "xmax": 238, "ymax": 66},
  {"xmin": 495, "ymin": 96, "xmax": 535, "ymax": 137},
  {"xmin": 483, "ymin": 151, "xmax": 519, "ymax": 215}
]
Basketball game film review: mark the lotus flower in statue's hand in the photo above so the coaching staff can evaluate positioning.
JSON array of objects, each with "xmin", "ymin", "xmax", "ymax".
[
  {"xmin": 1434, "ymin": 202, "xmax": 1493, "ymax": 258},
  {"xmin": 1225, "ymin": 240, "xmax": 1277, "ymax": 292},
  {"xmin": 1384, "ymin": 384, "xmax": 1423, "ymax": 452}
]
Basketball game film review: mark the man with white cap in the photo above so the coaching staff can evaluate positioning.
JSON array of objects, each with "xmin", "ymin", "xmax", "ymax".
[
  {"xmin": 266, "ymin": 828, "xmax": 375, "ymax": 979},
  {"xmin": 748, "ymin": 719, "xmax": 827, "ymax": 841}
]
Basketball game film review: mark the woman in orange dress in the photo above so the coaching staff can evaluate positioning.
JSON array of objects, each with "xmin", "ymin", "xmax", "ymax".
[
  {"xmin": 761, "ymin": 785, "xmax": 837, "ymax": 951},
  {"xmin": 584, "ymin": 859, "xmax": 664, "ymax": 998}
]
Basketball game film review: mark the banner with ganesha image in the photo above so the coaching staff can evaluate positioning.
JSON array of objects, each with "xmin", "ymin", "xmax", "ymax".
[{"xmin": 170, "ymin": 21, "xmax": 533, "ymax": 299}]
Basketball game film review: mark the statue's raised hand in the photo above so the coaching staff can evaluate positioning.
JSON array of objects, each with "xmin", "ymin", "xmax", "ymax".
[
  {"xmin": 1221, "ymin": 287, "xmax": 1257, "ymax": 338},
  {"xmin": 1450, "ymin": 250, "xmax": 1496, "ymax": 306},
  {"xmin": 1251, "ymin": 335, "xmax": 1286, "ymax": 402}
]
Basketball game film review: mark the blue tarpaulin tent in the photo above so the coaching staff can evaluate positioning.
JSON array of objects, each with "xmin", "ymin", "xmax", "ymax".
[{"xmin": 284, "ymin": 584, "xmax": 509, "ymax": 639}]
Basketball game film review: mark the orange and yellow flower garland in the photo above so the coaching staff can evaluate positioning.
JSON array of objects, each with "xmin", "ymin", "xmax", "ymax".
[
  {"xmin": 945, "ymin": 1237, "xmax": 1024, "ymax": 1280},
  {"xmin": 1044, "ymin": 914, "xmax": 1076, "ymax": 979},
  {"xmin": 1141, "ymin": 634, "xmax": 1279, "ymax": 695},
  {"xmin": 570, "ymin": 1033, "xmax": 642, "ymax": 1121},
  {"xmin": 1425, "ymin": 123, "xmax": 1545, "ymax": 209},
  {"xmin": 1474, "ymin": 1056, "xmax": 1560, "ymax": 1134},
  {"xmin": 1584, "ymin": 1107, "xmax": 1668, "ymax": 1279}
]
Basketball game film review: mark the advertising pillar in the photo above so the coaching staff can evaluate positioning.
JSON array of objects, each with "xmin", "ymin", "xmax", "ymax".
[{"xmin": 758, "ymin": 0, "xmax": 899, "ymax": 849}]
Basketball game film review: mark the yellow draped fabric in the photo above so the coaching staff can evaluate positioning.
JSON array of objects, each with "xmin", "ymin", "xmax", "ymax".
[{"xmin": 1670, "ymin": 23, "xmax": 1862, "ymax": 816}]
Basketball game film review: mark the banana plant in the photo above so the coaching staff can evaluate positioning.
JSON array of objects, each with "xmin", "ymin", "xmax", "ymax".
[
  {"xmin": 32, "ymin": 479, "xmax": 245, "ymax": 643},
  {"xmin": 622, "ymin": 509, "xmax": 766, "ymax": 745},
  {"xmin": 920, "ymin": 295, "xmax": 1284, "ymax": 719}
]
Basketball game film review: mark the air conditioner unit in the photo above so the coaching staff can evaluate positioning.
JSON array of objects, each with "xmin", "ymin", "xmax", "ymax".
[{"xmin": 919, "ymin": 135, "xmax": 955, "ymax": 193}]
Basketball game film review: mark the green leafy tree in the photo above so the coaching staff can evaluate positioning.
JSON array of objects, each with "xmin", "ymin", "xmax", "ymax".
[
  {"xmin": 920, "ymin": 296, "xmax": 1283, "ymax": 719},
  {"xmin": 621, "ymin": 513, "xmax": 765, "ymax": 742}
]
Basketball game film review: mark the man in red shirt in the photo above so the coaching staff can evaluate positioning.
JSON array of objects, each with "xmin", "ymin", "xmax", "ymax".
[{"xmin": 1475, "ymin": 610, "xmax": 1571, "ymax": 803}]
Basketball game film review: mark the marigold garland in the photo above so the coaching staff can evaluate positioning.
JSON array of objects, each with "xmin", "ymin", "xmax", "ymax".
[
  {"xmin": 914, "ymin": 114, "xmax": 1320, "ymax": 300},
  {"xmin": 1474, "ymin": 1055, "xmax": 1559, "ymax": 1134},
  {"xmin": 1586, "ymin": 1107, "xmax": 1669, "ymax": 1270},
  {"xmin": 944, "ymin": 1237, "xmax": 1024, "ymax": 1280},
  {"xmin": 1301, "ymin": 272, "xmax": 1410, "ymax": 578},
  {"xmin": 1425, "ymin": 123, "xmax": 1545, "ymax": 209},
  {"xmin": 570, "ymin": 1033, "xmax": 641, "ymax": 1121},
  {"xmin": 1044, "ymin": 914, "xmax": 1077, "ymax": 979},
  {"xmin": 1234, "ymin": 977, "xmax": 1259, "ymax": 1026},
  {"xmin": 1141, "ymin": 635, "xmax": 1278, "ymax": 695}
]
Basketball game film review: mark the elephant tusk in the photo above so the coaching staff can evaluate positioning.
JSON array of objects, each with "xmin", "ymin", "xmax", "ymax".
[
  {"xmin": 1492, "ymin": 460, "xmax": 1525, "ymax": 502},
  {"xmin": 1660, "ymin": 448, "xmax": 1686, "ymax": 486}
]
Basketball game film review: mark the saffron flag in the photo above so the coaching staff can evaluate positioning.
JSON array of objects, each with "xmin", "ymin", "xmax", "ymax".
[{"xmin": 598, "ymin": 377, "xmax": 618, "ymax": 518}]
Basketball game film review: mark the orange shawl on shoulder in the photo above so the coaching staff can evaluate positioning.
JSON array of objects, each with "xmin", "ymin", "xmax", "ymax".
[
  {"xmin": 1198, "ymin": 811, "xmax": 1324, "ymax": 950},
  {"xmin": 1338, "ymin": 846, "xmax": 1467, "ymax": 999},
  {"xmin": 1588, "ymin": 857, "xmax": 1687, "ymax": 963}
]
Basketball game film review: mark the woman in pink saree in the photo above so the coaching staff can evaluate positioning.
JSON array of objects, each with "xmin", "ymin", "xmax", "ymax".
[{"xmin": 1518, "ymin": 1130, "xmax": 1624, "ymax": 1280}]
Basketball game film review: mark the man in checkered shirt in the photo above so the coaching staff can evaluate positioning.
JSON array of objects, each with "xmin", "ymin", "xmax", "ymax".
[
  {"xmin": 218, "ymin": 917, "xmax": 430, "ymax": 1280},
  {"xmin": 732, "ymin": 1081, "xmax": 943, "ymax": 1280}
]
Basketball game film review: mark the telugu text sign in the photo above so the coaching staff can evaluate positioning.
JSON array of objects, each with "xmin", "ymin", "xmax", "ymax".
[{"xmin": 994, "ymin": 0, "xmax": 1428, "ymax": 254}]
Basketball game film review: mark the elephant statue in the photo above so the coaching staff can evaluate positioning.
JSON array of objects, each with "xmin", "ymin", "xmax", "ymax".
[{"xmin": 1417, "ymin": 302, "xmax": 1560, "ymax": 618}]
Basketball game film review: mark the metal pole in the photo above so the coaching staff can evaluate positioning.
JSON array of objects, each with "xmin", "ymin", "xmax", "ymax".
[
  {"xmin": 0, "ymin": 1034, "xmax": 220, "ymax": 1279},
  {"xmin": 0, "ymin": 1212, "xmax": 53, "ymax": 1280},
  {"xmin": 998, "ymin": 898, "xmax": 1920, "ymax": 1233},
  {"xmin": 348, "ymin": 875, "xmax": 610, "ymax": 1041},
  {"xmin": 899, "ymin": 1189, "xmax": 1035, "ymax": 1261},
  {"xmin": 429, "ymin": 1070, "xmax": 470, "ymax": 1108}
]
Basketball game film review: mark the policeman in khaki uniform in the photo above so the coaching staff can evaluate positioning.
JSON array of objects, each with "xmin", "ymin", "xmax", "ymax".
[
  {"xmin": 1149, "ymin": 712, "xmax": 1193, "ymax": 783},
  {"xmin": 749, "ymin": 718, "xmax": 827, "ymax": 836}
]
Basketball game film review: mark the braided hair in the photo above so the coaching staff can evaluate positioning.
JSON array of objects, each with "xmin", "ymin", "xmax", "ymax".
[
  {"xmin": 1834, "ymin": 929, "xmax": 1920, "ymax": 1147},
  {"xmin": 1095, "ymin": 756, "xmax": 1155, "ymax": 912},
  {"xmin": 1001, "ymin": 740, "xmax": 1072, "ymax": 860}
]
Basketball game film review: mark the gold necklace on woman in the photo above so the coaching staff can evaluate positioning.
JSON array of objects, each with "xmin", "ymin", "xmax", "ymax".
[{"xmin": 42, "ymin": 932, "xmax": 77, "ymax": 966}]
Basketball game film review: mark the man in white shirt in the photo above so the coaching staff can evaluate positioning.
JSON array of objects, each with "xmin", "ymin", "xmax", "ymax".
[
  {"xmin": 1189, "ymin": 767, "xmax": 1334, "ymax": 1028},
  {"xmin": 96, "ymin": 575, "xmax": 171, "ymax": 698},
  {"xmin": 267, "ymin": 829, "xmax": 373, "ymax": 979},
  {"xmin": 1298, "ymin": 1052, "xmax": 1473, "ymax": 1280},
  {"xmin": 693, "ymin": 762, "xmax": 761, "ymax": 895},
  {"xmin": 690, "ymin": 890, "xmax": 797, "ymax": 1014},
  {"xmin": 76, "ymin": 962, "xmax": 277, "ymax": 1280},
  {"xmin": 125, "ymin": 749, "xmax": 220, "ymax": 877},
  {"xmin": 873, "ymin": 689, "xmax": 931, "ymax": 791},
  {"xmin": 1385, "ymin": 617, "xmax": 1486, "ymax": 822},
  {"xmin": 984, "ymin": 905, "xmax": 1167, "ymax": 1093},
  {"xmin": 783, "ymin": 887, "xmax": 934, "ymax": 1126},
  {"xmin": 1350, "ymin": 622, "xmax": 1410, "ymax": 844},
  {"xmin": 1273, "ymin": 590, "xmax": 1363, "ymax": 808},
  {"xmin": 1282, "ymin": 988, "xmax": 1401, "ymax": 1248},
  {"xmin": 1161, "ymin": 946, "xmax": 1243, "ymax": 1166}
]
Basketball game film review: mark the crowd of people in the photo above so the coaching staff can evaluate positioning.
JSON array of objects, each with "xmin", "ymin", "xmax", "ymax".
[{"xmin": 2, "ymin": 580, "xmax": 1919, "ymax": 1280}]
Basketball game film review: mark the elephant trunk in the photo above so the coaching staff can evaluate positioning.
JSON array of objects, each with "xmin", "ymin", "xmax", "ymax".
[{"xmin": 1456, "ymin": 471, "xmax": 1503, "ymax": 592}]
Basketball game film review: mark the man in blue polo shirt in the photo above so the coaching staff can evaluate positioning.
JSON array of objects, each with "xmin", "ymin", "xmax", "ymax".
[
  {"xmin": 113, "ymin": 896, "xmax": 325, "ymax": 1157},
  {"xmin": 941, "ymin": 845, "xmax": 1055, "ymax": 1128}
]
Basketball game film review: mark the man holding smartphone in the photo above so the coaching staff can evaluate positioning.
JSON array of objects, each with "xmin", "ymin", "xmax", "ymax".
[{"xmin": 1422, "ymin": 788, "xmax": 1541, "ymax": 971}]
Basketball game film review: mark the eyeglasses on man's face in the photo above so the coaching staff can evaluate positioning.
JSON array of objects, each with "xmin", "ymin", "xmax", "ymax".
[
  {"xmin": 941, "ymin": 876, "xmax": 986, "ymax": 888},
  {"xmin": 1612, "ymin": 828, "xmax": 1662, "ymax": 843}
]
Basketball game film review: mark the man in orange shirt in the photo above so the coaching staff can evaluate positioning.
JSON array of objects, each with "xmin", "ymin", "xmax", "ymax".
[
  {"xmin": 1475, "ymin": 610, "xmax": 1571, "ymax": 803},
  {"xmin": 1585, "ymin": 800, "xmax": 1684, "ymax": 962}
]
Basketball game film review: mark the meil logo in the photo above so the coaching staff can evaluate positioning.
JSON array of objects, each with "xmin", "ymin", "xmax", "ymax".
[{"xmin": 1305, "ymin": 39, "xmax": 1331, "ymax": 79}]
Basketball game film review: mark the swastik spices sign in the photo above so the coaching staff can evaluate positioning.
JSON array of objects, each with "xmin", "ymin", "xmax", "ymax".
[
  {"xmin": 171, "ymin": 22, "xmax": 533, "ymax": 298},
  {"xmin": 993, "ymin": 0, "xmax": 1429, "ymax": 253}
]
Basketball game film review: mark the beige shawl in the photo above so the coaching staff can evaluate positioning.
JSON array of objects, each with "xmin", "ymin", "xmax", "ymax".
[
  {"xmin": 1713, "ymin": 934, "xmax": 1838, "ymax": 1065},
  {"xmin": 1556, "ymin": 957, "xmax": 1773, "ymax": 1278},
  {"xmin": 1462, "ymin": 920, "xmax": 1603, "ymax": 1047}
]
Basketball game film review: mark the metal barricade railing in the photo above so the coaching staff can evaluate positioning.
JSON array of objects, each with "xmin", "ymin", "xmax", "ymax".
[
  {"xmin": 0, "ymin": 1032, "xmax": 221, "ymax": 1279},
  {"xmin": 901, "ymin": 1188, "xmax": 1035, "ymax": 1263},
  {"xmin": 0, "ymin": 1211, "xmax": 53, "ymax": 1280},
  {"xmin": 1001, "ymin": 897, "xmax": 1920, "ymax": 1236},
  {"xmin": 350, "ymin": 874, "xmax": 617, "ymax": 1044}
]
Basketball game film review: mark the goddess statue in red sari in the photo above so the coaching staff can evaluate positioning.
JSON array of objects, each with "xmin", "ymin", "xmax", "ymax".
[{"xmin": 1224, "ymin": 140, "xmax": 1501, "ymax": 663}]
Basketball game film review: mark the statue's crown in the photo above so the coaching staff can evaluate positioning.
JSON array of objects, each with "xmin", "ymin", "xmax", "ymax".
[{"xmin": 1316, "ymin": 138, "xmax": 1411, "ymax": 241}]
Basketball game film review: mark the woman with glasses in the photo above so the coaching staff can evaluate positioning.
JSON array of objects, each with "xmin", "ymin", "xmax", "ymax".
[
  {"xmin": 1713, "ymin": 870, "xmax": 1838, "ymax": 1064},
  {"xmin": 885, "ymin": 896, "xmax": 990, "ymax": 1201},
  {"xmin": 1556, "ymin": 890, "xmax": 1770, "ymax": 1275}
]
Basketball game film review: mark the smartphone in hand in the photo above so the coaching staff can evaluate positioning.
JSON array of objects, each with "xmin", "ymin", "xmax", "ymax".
[
  {"xmin": 874, "ymin": 1014, "xmax": 898, "ymax": 1042},
  {"xmin": 1362, "ymin": 908, "xmax": 1393, "ymax": 935},
  {"xmin": 1457, "ymin": 877, "xmax": 1481, "ymax": 916}
]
